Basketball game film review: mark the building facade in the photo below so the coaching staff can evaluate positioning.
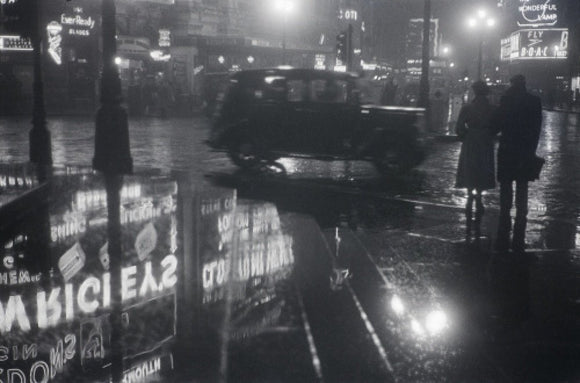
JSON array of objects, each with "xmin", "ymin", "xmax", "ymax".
[{"xmin": 1, "ymin": 0, "xmax": 377, "ymax": 115}]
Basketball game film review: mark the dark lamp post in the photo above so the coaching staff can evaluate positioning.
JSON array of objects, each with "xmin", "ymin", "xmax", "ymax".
[
  {"xmin": 418, "ymin": 0, "xmax": 431, "ymax": 131},
  {"xmin": 28, "ymin": 0, "xmax": 52, "ymax": 178},
  {"xmin": 93, "ymin": 1, "xmax": 133, "ymax": 383},
  {"xmin": 467, "ymin": 9, "xmax": 495, "ymax": 80}
]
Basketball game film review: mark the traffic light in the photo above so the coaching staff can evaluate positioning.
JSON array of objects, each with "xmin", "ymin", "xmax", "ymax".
[
  {"xmin": 0, "ymin": 0, "xmax": 36, "ymax": 38},
  {"xmin": 336, "ymin": 31, "xmax": 347, "ymax": 63}
]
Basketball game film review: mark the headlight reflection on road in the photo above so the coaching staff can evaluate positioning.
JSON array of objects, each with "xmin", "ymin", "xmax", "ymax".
[
  {"xmin": 425, "ymin": 309, "xmax": 449, "ymax": 336},
  {"xmin": 411, "ymin": 318, "xmax": 425, "ymax": 336},
  {"xmin": 390, "ymin": 295, "xmax": 405, "ymax": 316}
]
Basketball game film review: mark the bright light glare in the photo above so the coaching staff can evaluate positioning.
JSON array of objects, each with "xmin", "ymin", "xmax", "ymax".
[
  {"xmin": 390, "ymin": 295, "xmax": 405, "ymax": 315},
  {"xmin": 477, "ymin": 9, "xmax": 487, "ymax": 19},
  {"xmin": 450, "ymin": 62, "xmax": 455, "ymax": 68},
  {"xmin": 275, "ymin": 0, "xmax": 294, "ymax": 13},
  {"xmin": 487, "ymin": 18, "xmax": 496, "ymax": 27},
  {"xmin": 426, "ymin": 310, "xmax": 448, "ymax": 335},
  {"xmin": 411, "ymin": 319, "xmax": 424, "ymax": 335},
  {"xmin": 114, "ymin": 57, "xmax": 122, "ymax": 65},
  {"xmin": 467, "ymin": 18, "xmax": 477, "ymax": 28}
]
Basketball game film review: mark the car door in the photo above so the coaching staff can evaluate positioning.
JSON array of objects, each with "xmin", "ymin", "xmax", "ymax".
[
  {"xmin": 308, "ymin": 75, "xmax": 359, "ymax": 155},
  {"xmin": 283, "ymin": 76, "xmax": 313, "ymax": 153},
  {"xmin": 248, "ymin": 74, "xmax": 289, "ymax": 151}
]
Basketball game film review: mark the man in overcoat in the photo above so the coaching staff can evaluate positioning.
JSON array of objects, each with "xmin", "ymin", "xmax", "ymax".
[{"xmin": 491, "ymin": 75, "xmax": 542, "ymax": 251}]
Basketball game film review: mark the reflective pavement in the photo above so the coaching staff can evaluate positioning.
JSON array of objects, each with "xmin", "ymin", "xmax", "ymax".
[{"xmin": 1, "ymin": 110, "xmax": 579, "ymax": 381}]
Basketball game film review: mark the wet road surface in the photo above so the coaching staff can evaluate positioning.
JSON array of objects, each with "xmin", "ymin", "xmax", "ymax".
[{"xmin": 1, "ymin": 110, "xmax": 579, "ymax": 381}]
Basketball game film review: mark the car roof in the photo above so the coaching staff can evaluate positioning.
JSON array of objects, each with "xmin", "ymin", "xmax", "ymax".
[{"xmin": 230, "ymin": 68, "xmax": 358, "ymax": 82}]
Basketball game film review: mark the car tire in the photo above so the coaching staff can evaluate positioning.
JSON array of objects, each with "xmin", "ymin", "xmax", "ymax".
[
  {"xmin": 228, "ymin": 138, "xmax": 260, "ymax": 168},
  {"xmin": 373, "ymin": 148, "xmax": 415, "ymax": 175}
]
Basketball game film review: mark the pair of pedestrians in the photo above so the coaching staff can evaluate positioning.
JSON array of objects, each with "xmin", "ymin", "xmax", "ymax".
[{"xmin": 454, "ymin": 75, "xmax": 543, "ymax": 251}]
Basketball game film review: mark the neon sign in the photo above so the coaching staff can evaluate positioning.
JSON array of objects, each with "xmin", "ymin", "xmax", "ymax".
[
  {"xmin": 0, "ymin": 254, "xmax": 178, "ymax": 333},
  {"xmin": 60, "ymin": 7, "xmax": 96, "ymax": 38},
  {"xmin": 0, "ymin": 35, "xmax": 32, "ymax": 51},
  {"xmin": 46, "ymin": 21, "xmax": 62, "ymax": 65},
  {"xmin": 501, "ymin": 28, "xmax": 568, "ymax": 61},
  {"xmin": 338, "ymin": 8, "xmax": 358, "ymax": 21},
  {"xmin": 517, "ymin": 0, "xmax": 559, "ymax": 27}
]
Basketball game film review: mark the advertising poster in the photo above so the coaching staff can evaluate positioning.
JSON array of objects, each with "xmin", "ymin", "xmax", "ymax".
[{"xmin": 0, "ymin": 172, "xmax": 180, "ymax": 382}]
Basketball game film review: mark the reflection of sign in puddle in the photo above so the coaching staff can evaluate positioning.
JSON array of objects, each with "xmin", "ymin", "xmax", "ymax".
[{"xmin": 201, "ymin": 202, "xmax": 295, "ymax": 305}]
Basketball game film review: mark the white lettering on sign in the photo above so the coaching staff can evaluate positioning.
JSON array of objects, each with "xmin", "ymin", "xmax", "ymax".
[
  {"xmin": 122, "ymin": 357, "xmax": 161, "ymax": 383},
  {"xmin": 0, "ymin": 255, "xmax": 178, "ymax": 333},
  {"xmin": 60, "ymin": 14, "xmax": 95, "ymax": 29},
  {"xmin": 0, "ymin": 295, "xmax": 31, "ymax": 332},
  {"xmin": 0, "ymin": 36, "xmax": 33, "ymax": 52},
  {"xmin": 202, "ymin": 234, "xmax": 294, "ymax": 292},
  {"xmin": 0, "ymin": 334, "xmax": 75, "ymax": 382},
  {"xmin": 338, "ymin": 8, "xmax": 358, "ymax": 21},
  {"xmin": 0, "ymin": 269, "xmax": 42, "ymax": 286},
  {"xmin": 518, "ymin": 0, "xmax": 558, "ymax": 27}
]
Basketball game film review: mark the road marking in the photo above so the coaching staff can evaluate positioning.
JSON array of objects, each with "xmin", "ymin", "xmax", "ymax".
[
  {"xmin": 345, "ymin": 281, "xmax": 394, "ymax": 373},
  {"xmin": 349, "ymin": 233, "xmax": 394, "ymax": 290},
  {"xmin": 318, "ymin": 230, "xmax": 395, "ymax": 376},
  {"xmin": 296, "ymin": 285, "xmax": 325, "ymax": 383}
]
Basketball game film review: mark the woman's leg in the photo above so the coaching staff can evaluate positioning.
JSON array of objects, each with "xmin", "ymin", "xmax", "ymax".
[
  {"xmin": 475, "ymin": 189, "xmax": 485, "ymax": 221},
  {"xmin": 465, "ymin": 189, "xmax": 474, "ymax": 235}
]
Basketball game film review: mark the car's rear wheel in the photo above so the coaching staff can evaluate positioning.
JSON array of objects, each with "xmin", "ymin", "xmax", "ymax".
[
  {"xmin": 228, "ymin": 138, "xmax": 260, "ymax": 168},
  {"xmin": 373, "ymin": 148, "xmax": 416, "ymax": 175}
]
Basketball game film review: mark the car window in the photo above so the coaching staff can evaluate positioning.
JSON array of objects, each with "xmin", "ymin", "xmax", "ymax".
[
  {"xmin": 287, "ymin": 80, "xmax": 307, "ymax": 102},
  {"xmin": 311, "ymin": 79, "xmax": 348, "ymax": 103},
  {"xmin": 261, "ymin": 75, "xmax": 286, "ymax": 101}
]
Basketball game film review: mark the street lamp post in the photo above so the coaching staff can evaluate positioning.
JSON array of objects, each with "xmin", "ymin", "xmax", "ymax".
[
  {"xmin": 467, "ymin": 9, "xmax": 495, "ymax": 80},
  {"xmin": 93, "ymin": 1, "xmax": 133, "ymax": 382},
  {"xmin": 29, "ymin": 0, "xmax": 52, "ymax": 179}
]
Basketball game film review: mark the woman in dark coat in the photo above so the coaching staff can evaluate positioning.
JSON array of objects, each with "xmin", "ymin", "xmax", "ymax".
[{"xmin": 455, "ymin": 81, "xmax": 496, "ymax": 225}]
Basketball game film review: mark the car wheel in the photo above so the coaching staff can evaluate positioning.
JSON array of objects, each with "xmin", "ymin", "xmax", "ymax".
[
  {"xmin": 229, "ymin": 138, "xmax": 260, "ymax": 168},
  {"xmin": 373, "ymin": 149, "xmax": 400, "ymax": 175}
]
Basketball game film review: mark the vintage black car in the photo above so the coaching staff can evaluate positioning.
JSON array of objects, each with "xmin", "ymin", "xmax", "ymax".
[{"xmin": 208, "ymin": 68, "xmax": 427, "ymax": 174}]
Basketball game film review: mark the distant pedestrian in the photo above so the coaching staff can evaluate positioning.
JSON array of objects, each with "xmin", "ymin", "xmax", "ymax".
[
  {"xmin": 490, "ymin": 75, "xmax": 542, "ymax": 252},
  {"xmin": 454, "ymin": 81, "xmax": 496, "ymax": 234},
  {"xmin": 380, "ymin": 78, "xmax": 398, "ymax": 105}
]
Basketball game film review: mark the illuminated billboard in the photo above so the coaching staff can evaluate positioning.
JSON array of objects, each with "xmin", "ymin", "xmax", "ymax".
[
  {"xmin": 516, "ymin": 0, "xmax": 561, "ymax": 28},
  {"xmin": 500, "ymin": 28, "xmax": 568, "ymax": 61}
]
